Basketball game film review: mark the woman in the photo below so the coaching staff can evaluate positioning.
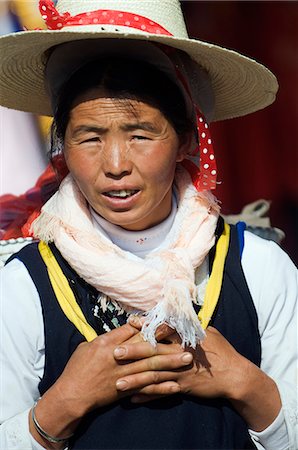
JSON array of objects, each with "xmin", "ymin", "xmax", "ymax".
[{"xmin": 0, "ymin": 1, "xmax": 297, "ymax": 449}]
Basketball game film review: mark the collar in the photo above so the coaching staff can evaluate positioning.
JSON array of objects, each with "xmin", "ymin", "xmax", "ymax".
[{"xmin": 90, "ymin": 194, "xmax": 177, "ymax": 258}]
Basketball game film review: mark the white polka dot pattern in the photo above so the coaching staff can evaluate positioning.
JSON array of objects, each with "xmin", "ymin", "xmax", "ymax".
[
  {"xmin": 182, "ymin": 109, "xmax": 217, "ymax": 192},
  {"xmin": 39, "ymin": 0, "xmax": 172, "ymax": 35},
  {"xmin": 197, "ymin": 112, "xmax": 217, "ymax": 190}
]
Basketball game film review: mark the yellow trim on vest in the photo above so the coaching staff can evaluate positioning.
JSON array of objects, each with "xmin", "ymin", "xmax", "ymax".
[
  {"xmin": 198, "ymin": 222, "xmax": 230, "ymax": 329},
  {"xmin": 38, "ymin": 241, "xmax": 97, "ymax": 342},
  {"xmin": 38, "ymin": 222, "xmax": 230, "ymax": 342}
]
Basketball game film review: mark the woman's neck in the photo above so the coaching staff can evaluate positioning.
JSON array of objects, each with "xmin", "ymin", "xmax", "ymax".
[{"xmin": 90, "ymin": 194, "xmax": 177, "ymax": 258}]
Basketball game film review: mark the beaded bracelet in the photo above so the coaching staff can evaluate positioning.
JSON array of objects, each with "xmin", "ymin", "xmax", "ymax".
[{"xmin": 31, "ymin": 400, "xmax": 74, "ymax": 444}]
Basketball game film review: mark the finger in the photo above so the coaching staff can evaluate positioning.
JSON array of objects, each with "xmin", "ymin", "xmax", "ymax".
[
  {"xmin": 133, "ymin": 381, "xmax": 181, "ymax": 399},
  {"xmin": 114, "ymin": 341, "xmax": 183, "ymax": 361},
  {"xmin": 128, "ymin": 315, "xmax": 143, "ymax": 329},
  {"xmin": 116, "ymin": 371, "xmax": 180, "ymax": 392},
  {"xmin": 131, "ymin": 382, "xmax": 181, "ymax": 402},
  {"xmin": 132, "ymin": 351, "xmax": 193, "ymax": 372},
  {"xmin": 98, "ymin": 323, "xmax": 139, "ymax": 346},
  {"xmin": 116, "ymin": 353, "xmax": 193, "ymax": 389},
  {"xmin": 123, "ymin": 328, "xmax": 176, "ymax": 347},
  {"xmin": 124, "ymin": 331, "xmax": 145, "ymax": 345},
  {"xmin": 128, "ymin": 317, "xmax": 175, "ymax": 342},
  {"xmin": 161, "ymin": 331, "xmax": 182, "ymax": 345},
  {"xmin": 155, "ymin": 324, "xmax": 176, "ymax": 341}
]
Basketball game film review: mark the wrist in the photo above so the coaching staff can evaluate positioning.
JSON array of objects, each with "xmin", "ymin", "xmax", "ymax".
[
  {"xmin": 224, "ymin": 356, "xmax": 259, "ymax": 402},
  {"xmin": 29, "ymin": 388, "xmax": 83, "ymax": 449},
  {"xmin": 212, "ymin": 353, "xmax": 254, "ymax": 402},
  {"xmin": 52, "ymin": 378, "xmax": 91, "ymax": 419},
  {"xmin": 226, "ymin": 361, "xmax": 282, "ymax": 431},
  {"xmin": 31, "ymin": 399, "xmax": 74, "ymax": 446}
]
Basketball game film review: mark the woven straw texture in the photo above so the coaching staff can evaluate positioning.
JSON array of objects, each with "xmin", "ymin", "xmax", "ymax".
[{"xmin": 0, "ymin": 0, "xmax": 278, "ymax": 121}]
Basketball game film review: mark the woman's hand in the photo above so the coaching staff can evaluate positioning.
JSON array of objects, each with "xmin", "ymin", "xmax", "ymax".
[
  {"xmin": 126, "ymin": 325, "xmax": 281, "ymax": 433},
  {"xmin": 175, "ymin": 326, "xmax": 249, "ymax": 399},
  {"xmin": 30, "ymin": 323, "xmax": 138, "ymax": 448},
  {"xmin": 115, "ymin": 325, "xmax": 238, "ymax": 400},
  {"xmin": 30, "ymin": 321, "xmax": 192, "ymax": 448},
  {"xmin": 182, "ymin": 326, "xmax": 281, "ymax": 432}
]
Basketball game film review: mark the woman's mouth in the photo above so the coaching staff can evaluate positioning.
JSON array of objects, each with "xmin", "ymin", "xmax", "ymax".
[
  {"xmin": 101, "ymin": 189, "xmax": 141, "ymax": 210},
  {"xmin": 103, "ymin": 189, "xmax": 139, "ymax": 199}
]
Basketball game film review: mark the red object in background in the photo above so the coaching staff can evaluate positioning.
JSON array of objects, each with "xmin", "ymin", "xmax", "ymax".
[
  {"xmin": 0, "ymin": 153, "xmax": 69, "ymax": 239},
  {"xmin": 182, "ymin": 2, "xmax": 298, "ymax": 264},
  {"xmin": 0, "ymin": 164, "xmax": 59, "ymax": 239}
]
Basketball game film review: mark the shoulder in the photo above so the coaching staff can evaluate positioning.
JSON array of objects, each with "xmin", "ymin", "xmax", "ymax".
[
  {"xmin": 1, "ymin": 251, "xmax": 45, "ymax": 421},
  {"xmin": 241, "ymin": 231, "xmax": 297, "ymax": 334},
  {"xmin": 7, "ymin": 240, "xmax": 41, "ymax": 263},
  {"xmin": 2, "ymin": 243, "xmax": 40, "ymax": 292},
  {"xmin": 242, "ymin": 230, "xmax": 297, "ymax": 282},
  {"xmin": 2, "ymin": 246, "xmax": 44, "ymax": 347}
]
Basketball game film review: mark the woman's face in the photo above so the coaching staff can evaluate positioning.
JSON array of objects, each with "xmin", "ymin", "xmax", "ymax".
[{"xmin": 64, "ymin": 90, "xmax": 190, "ymax": 231}]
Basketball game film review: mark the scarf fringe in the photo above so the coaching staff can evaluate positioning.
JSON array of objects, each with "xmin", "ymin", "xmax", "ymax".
[
  {"xmin": 32, "ymin": 212, "xmax": 61, "ymax": 243},
  {"xmin": 141, "ymin": 278, "xmax": 205, "ymax": 348},
  {"xmin": 141, "ymin": 291, "xmax": 205, "ymax": 349}
]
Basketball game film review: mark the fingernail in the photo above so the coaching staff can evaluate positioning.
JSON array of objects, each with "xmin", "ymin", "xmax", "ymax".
[
  {"xmin": 116, "ymin": 380, "xmax": 128, "ymax": 391},
  {"xmin": 114, "ymin": 347, "xmax": 126, "ymax": 358},
  {"xmin": 129, "ymin": 315, "xmax": 141, "ymax": 326},
  {"xmin": 182, "ymin": 353, "xmax": 193, "ymax": 363}
]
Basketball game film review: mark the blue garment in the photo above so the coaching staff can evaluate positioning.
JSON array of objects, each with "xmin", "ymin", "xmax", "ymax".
[
  {"xmin": 236, "ymin": 221, "xmax": 246, "ymax": 258},
  {"xmin": 12, "ymin": 220, "xmax": 260, "ymax": 449}
]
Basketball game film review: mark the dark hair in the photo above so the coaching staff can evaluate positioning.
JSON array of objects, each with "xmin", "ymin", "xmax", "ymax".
[{"xmin": 49, "ymin": 58, "xmax": 195, "ymax": 163}]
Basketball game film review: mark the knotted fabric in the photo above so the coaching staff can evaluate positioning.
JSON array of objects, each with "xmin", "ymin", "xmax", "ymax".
[{"xmin": 32, "ymin": 166, "xmax": 220, "ymax": 348}]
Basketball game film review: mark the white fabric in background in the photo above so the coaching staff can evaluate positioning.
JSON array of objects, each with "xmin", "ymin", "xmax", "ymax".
[
  {"xmin": 0, "ymin": 106, "xmax": 47, "ymax": 196},
  {"xmin": 0, "ymin": 9, "xmax": 47, "ymax": 197}
]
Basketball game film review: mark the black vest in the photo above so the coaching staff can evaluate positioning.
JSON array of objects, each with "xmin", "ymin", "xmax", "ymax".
[{"xmin": 11, "ymin": 223, "xmax": 260, "ymax": 449}]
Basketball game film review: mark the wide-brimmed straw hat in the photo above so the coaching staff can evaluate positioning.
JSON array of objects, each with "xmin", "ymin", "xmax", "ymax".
[{"xmin": 0, "ymin": 0, "xmax": 278, "ymax": 121}]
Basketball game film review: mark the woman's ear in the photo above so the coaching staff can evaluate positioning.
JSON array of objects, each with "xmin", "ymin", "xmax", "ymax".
[
  {"xmin": 176, "ymin": 132, "xmax": 195, "ymax": 162},
  {"xmin": 51, "ymin": 153, "xmax": 69, "ymax": 183}
]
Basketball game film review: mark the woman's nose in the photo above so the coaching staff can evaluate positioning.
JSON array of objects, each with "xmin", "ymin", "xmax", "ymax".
[{"xmin": 102, "ymin": 140, "xmax": 132, "ymax": 179}]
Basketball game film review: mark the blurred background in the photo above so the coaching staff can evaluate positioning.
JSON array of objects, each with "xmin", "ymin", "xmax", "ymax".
[
  {"xmin": 0, "ymin": 0, "xmax": 297, "ymax": 263},
  {"xmin": 183, "ymin": 1, "xmax": 298, "ymax": 264}
]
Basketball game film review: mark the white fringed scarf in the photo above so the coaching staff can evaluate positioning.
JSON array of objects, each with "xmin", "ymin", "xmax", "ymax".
[{"xmin": 32, "ymin": 166, "xmax": 220, "ymax": 348}]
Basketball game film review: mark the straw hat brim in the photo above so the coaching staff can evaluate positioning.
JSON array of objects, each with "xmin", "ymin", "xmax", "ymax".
[{"xmin": 0, "ymin": 29, "xmax": 278, "ymax": 121}]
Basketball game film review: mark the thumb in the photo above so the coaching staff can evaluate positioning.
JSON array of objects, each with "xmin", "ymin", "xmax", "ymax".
[
  {"xmin": 128, "ymin": 316, "xmax": 175, "ymax": 342},
  {"xmin": 104, "ymin": 322, "xmax": 140, "ymax": 345}
]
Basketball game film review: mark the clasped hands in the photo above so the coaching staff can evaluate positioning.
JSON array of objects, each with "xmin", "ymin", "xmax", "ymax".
[
  {"xmin": 113, "ymin": 318, "xmax": 282, "ymax": 434},
  {"xmin": 54, "ymin": 316, "xmax": 251, "ymax": 419},
  {"xmin": 112, "ymin": 316, "xmax": 245, "ymax": 404},
  {"xmin": 34, "ymin": 316, "xmax": 281, "ymax": 439}
]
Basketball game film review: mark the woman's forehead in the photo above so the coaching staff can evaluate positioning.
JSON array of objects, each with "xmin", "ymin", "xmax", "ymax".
[
  {"xmin": 71, "ymin": 86, "xmax": 144, "ymax": 109},
  {"xmin": 70, "ymin": 87, "xmax": 169, "ymax": 122},
  {"xmin": 69, "ymin": 95, "xmax": 168, "ymax": 125}
]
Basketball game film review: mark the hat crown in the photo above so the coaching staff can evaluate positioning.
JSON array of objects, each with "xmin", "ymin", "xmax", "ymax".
[{"xmin": 56, "ymin": 0, "xmax": 189, "ymax": 38}]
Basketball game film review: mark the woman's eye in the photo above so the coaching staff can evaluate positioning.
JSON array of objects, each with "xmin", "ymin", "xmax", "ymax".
[
  {"xmin": 132, "ymin": 135, "xmax": 149, "ymax": 141},
  {"xmin": 82, "ymin": 137, "xmax": 100, "ymax": 143}
]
